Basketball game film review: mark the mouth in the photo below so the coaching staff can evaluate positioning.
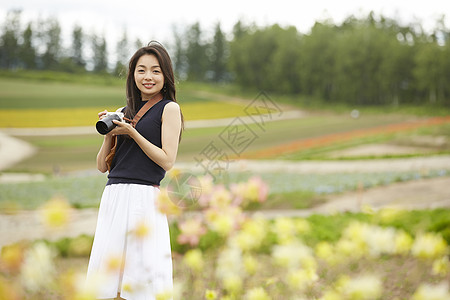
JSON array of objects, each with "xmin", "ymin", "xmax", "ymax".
[{"xmin": 143, "ymin": 83, "xmax": 155, "ymax": 89}]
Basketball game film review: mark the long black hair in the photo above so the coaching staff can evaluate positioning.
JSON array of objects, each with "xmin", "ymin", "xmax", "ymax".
[{"xmin": 124, "ymin": 41, "xmax": 183, "ymax": 133}]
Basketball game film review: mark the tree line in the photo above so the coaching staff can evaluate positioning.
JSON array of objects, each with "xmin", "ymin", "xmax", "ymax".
[{"xmin": 1, "ymin": 9, "xmax": 449, "ymax": 105}]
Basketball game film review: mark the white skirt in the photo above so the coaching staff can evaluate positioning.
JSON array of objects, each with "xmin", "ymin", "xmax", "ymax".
[{"xmin": 86, "ymin": 184, "xmax": 173, "ymax": 300}]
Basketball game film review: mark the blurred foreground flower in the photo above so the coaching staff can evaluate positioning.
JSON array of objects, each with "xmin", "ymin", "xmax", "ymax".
[
  {"xmin": 230, "ymin": 217, "xmax": 267, "ymax": 251},
  {"xmin": 205, "ymin": 206, "xmax": 243, "ymax": 237},
  {"xmin": 177, "ymin": 217, "xmax": 207, "ymax": 246},
  {"xmin": 156, "ymin": 188, "xmax": 182, "ymax": 216},
  {"xmin": 0, "ymin": 242, "xmax": 25, "ymax": 274},
  {"xmin": 131, "ymin": 221, "xmax": 151, "ymax": 239},
  {"xmin": 205, "ymin": 289, "xmax": 217, "ymax": 300},
  {"xmin": 394, "ymin": 230, "xmax": 413, "ymax": 254},
  {"xmin": 334, "ymin": 274, "xmax": 382, "ymax": 300},
  {"xmin": 40, "ymin": 196, "xmax": 72, "ymax": 228},
  {"xmin": 0, "ymin": 276, "xmax": 21, "ymax": 300},
  {"xmin": 155, "ymin": 289, "xmax": 173, "ymax": 300},
  {"xmin": 432, "ymin": 256, "xmax": 449, "ymax": 276},
  {"xmin": 272, "ymin": 242, "xmax": 315, "ymax": 271},
  {"xmin": 183, "ymin": 249, "xmax": 204, "ymax": 273},
  {"xmin": 411, "ymin": 232, "xmax": 448, "ymax": 259},
  {"xmin": 244, "ymin": 287, "xmax": 271, "ymax": 300},
  {"xmin": 287, "ymin": 268, "xmax": 318, "ymax": 291},
  {"xmin": 20, "ymin": 242, "xmax": 56, "ymax": 292},
  {"xmin": 411, "ymin": 282, "xmax": 450, "ymax": 300},
  {"xmin": 231, "ymin": 176, "xmax": 269, "ymax": 207}
]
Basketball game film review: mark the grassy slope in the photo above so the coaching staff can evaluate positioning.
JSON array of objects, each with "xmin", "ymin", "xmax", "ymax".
[
  {"xmin": 1, "ymin": 71, "xmax": 450, "ymax": 171},
  {"xmin": 0, "ymin": 77, "xmax": 253, "ymax": 127}
]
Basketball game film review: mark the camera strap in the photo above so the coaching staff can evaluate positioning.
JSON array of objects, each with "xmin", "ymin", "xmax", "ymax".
[
  {"xmin": 106, "ymin": 93, "xmax": 163, "ymax": 172},
  {"xmin": 129, "ymin": 92, "xmax": 164, "ymax": 127}
]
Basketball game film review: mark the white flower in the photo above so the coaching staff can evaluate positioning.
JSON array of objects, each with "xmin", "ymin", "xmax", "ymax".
[
  {"xmin": 411, "ymin": 233, "xmax": 448, "ymax": 259},
  {"xmin": 216, "ymin": 246, "xmax": 243, "ymax": 280},
  {"xmin": 412, "ymin": 282, "xmax": 450, "ymax": 300},
  {"xmin": 272, "ymin": 242, "xmax": 315, "ymax": 271},
  {"xmin": 244, "ymin": 287, "xmax": 271, "ymax": 300},
  {"xmin": 20, "ymin": 242, "xmax": 57, "ymax": 292},
  {"xmin": 341, "ymin": 275, "xmax": 383, "ymax": 300}
]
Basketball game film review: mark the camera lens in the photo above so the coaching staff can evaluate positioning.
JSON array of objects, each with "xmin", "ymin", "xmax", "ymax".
[{"xmin": 96, "ymin": 114, "xmax": 121, "ymax": 135}]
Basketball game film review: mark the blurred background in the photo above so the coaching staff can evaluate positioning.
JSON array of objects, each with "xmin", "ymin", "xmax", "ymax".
[{"xmin": 0, "ymin": 1, "xmax": 449, "ymax": 299}]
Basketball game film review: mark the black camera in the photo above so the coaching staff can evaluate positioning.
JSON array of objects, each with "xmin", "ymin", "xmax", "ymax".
[{"xmin": 96, "ymin": 112, "xmax": 124, "ymax": 135}]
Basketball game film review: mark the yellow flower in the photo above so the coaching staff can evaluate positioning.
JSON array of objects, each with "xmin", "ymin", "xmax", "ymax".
[
  {"xmin": 210, "ymin": 186, "xmax": 232, "ymax": 208},
  {"xmin": 335, "ymin": 239, "xmax": 366, "ymax": 259},
  {"xmin": 206, "ymin": 206, "xmax": 243, "ymax": 237},
  {"xmin": 132, "ymin": 221, "xmax": 151, "ymax": 239},
  {"xmin": 319, "ymin": 290, "xmax": 342, "ymax": 300},
  {"xmin": 432, "ymin": 256, "xmax": 449, "ymax": 276},
  {"xmin": 0, "ymin": 276, "xmax": 21, "ymax": 300},
  {"xmin": 411, "ymin": 233, "xmax": 448, "ymax": 259},
  {"xmin": 122, "ymin": 283, "xmax": 133, "ymax": 293},
  {"xmin": 205, "ymin": 289, "xmax": 218, "ymax": 300},
  {"xmin": 287, "ymin": 269, "xmax": 318, "ymax": 291},
  {"xmin": 156, "ymin": 290, "xmax": 173, "ymax": 300},
  {"xmin": 244, "ymin": 287, "xmax": 271, "ymax": 300},
  {"xmin": 231, "ymin": 218, "xmax": 266, "ymax": 251},
  {"xmin": 1, "ymin": 243, "xmax": 25, "ymax": 273},
  {"xmin": 222, "ymin": 274, "xmax": 243, "ymax": 294},
  {"xmin": 210, "ymin": 214, "xmax": 234, "ymax": 236},
  {"xmin": 411, "ymin": 282, "xmax": 450, "ymax": 300},
  {"xmin": 156, "ymin": 188, "xmax": 181, "ymax": 216},
  {"xmin": 342, "ymin": 221, "xmax": 368, "ymax": 243},
  {"xmin": 340, "ymin": 275, "xmax": 383, "ymax": 300},
  {"xmin": 273, "ymin": 217, "xmax": 297, "ymax": 244},
  {"xmin": 40, "ymin": 196, "xmax": 72, "ymax": 228},
  {"xmin": 167, "ymin": 168, "xmax": 181, "ymax": 179},
  {"xmin": 315, "ymin": 241, "xmax": 333, "ymax": 259},
  {"xmin": 394, "ymin": 230, "xmax": 413, "ymax": 255},
  {"xmin": 243, "ymin": 254, "xmax": 258, "ymax": 275},
  {"xmin": 106, "ymin": 255, "xmax": 122, "ymax": 272},
  {"xmin": 183, "ymin": 249, "xmax": 204, "ymax": 273}
]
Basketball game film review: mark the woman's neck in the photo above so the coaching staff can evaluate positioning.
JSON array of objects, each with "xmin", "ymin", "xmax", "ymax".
[{"xmin": 142, "ymin": 92, "xmax": 163, "ymax": 102}]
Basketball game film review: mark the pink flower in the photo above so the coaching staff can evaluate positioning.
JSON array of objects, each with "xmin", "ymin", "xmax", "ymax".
[
  {"xmin": 246, "ymin": 176, "xmax": 269, "ymax": 203},
  {"xmin": 231, "ymin": 177, "xmax": 269, "ymax": 207},
  {"xmin": 177, "ymin": 217, "xmax": 207, "ymax": 246}
]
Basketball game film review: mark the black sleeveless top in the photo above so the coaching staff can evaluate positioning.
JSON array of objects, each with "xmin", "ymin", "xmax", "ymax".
[{"xmin": 106, "ymin": 99, "xmax": 172, "ymax": 186}]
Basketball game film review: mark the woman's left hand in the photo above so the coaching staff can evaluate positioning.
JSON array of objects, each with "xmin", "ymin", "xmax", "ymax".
[{"xmin": 110, "ymin": 120, "xmax": 136, "ymax": 137}]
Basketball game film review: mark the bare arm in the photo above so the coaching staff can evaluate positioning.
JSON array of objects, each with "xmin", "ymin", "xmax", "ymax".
[
  {"xmin": 111, "ymin": 101, "xmax": 182, "ymax": 171},
  {"xmin": 96, "ymin": 134, "xmax": 114, "ymax": 173},
  {"xmin": 96, "ymin": 109, "xmax": 115, "ymax": 173}
]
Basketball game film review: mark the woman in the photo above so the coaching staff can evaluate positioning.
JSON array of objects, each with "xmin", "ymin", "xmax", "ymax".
[{"xmin": 87, "ymin": 42, "xmax": 182, "ymax": 300}]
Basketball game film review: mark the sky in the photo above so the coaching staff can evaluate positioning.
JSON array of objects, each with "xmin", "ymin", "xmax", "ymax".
[{"xmin": 1, "ymin": 0, "xmax": 449, "ymax": 58}]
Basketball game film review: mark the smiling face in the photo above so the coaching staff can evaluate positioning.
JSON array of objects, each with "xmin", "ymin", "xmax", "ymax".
[{"xmin": 134, "ymin": 54, "xmax": 165, "ymax": 101}]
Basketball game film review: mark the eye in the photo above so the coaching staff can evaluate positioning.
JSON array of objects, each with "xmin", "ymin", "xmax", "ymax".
[{"xmin": 153, "ymin": 70, "xmax": 161, "ymax": 74}]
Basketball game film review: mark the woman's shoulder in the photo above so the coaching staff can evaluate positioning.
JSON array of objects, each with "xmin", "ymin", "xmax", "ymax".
[{"xmin": 162, "ymin": 100, "xmax": 180, "ymax": 112}]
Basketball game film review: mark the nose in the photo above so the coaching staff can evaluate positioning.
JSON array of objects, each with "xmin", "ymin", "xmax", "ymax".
[{"xmin": 144, "ymin": 71, "xmax": 152, "ymax": 80}]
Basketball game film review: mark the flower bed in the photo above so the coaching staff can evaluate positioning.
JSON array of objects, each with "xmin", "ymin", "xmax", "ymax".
[{"xmin": 0, "ymin": 177, "xmax": 449, "ymax": 299}]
